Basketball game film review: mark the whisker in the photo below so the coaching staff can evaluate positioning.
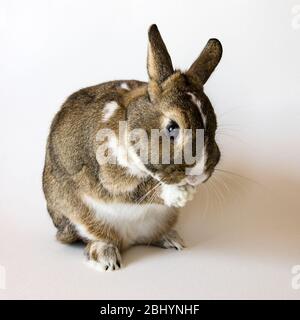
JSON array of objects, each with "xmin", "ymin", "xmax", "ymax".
[
  {"xmin": 218, "ymin": 106, "xmax": 250, "ymax": 118},
  {"xmin": 206, "ymin": 178, "xmax": 223, "ymax": 215},
  {"xmin": 215, "ymin": 132, "xmax": 249, "ymax": 145},
  {"xmin": 217, "ymin": 124, "xmax": 244, "ymax": 130},
  {"xmin": 148, "ymin": 183, "xmax": 161, "ymax": 206},
  {"xmin": 137, "ymin": 179, "xmax": 163, "ymax": 204},
  {"xmin": 202, "ymin": 182, "xmax": 212, "ymax": 218},
  {"xmin": 215, "ymin": 173, "xmax": 231, "ymax": 194},
  {"xmin": 200, "ymin": 184, "xmax": 209, "ymax": 218},
  {"xmin": 212, "ymin": 175, "xmax": 227, "ymax": 203},
  {"xmin": 215, "ymin": 168, "xmax": 261, "ymax": 187},
  {"xmin": 211, "ymin": 176, "xmax": 227, "ymax": 216},
  {"xmin": 149, "ymin": 177, "xmax": 166, "ymax": 206},
  {"xmin": 214, "ymin": 169, "xmax": 248, "ymax": 192},
  {"xmin": 217, "ymin": 173, "xmax": 247, "ymax": 208}
]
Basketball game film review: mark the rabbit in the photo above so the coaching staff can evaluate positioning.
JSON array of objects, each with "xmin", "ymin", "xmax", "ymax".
[{"xmin": 42, "ymin": 24, "xmax": 222, "ymax": 271}]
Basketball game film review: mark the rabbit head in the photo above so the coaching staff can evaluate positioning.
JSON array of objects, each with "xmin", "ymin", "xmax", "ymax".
[{"xmin": 124, "ymin": 25, "xmax": 222, "ymax": 186}]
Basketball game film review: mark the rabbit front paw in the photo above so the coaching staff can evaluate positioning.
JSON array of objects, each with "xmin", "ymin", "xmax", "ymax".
[
  {"xmin": 161, "ymin": 184, "xmax": 195, "ymax": 208},
  {"xmin": 85, "ymin": 241, "xmax": 122, "ymax": 272}
]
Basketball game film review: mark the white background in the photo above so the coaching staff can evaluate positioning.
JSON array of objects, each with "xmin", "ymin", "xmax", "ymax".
[{"xmin": 0, "ymin": 0, "xmax": 300, "ymax": 299}]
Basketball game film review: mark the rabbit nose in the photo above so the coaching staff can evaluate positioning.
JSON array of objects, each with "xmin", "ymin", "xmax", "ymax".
[{"xmin": 186, "ymin": 174, "xmax": 206, "ymax": 186}]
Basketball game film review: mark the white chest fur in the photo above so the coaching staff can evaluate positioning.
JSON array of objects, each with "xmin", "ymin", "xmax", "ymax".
[{"xmin": 79, "ymin": 194, "xmax": 172, "ymax": 248}]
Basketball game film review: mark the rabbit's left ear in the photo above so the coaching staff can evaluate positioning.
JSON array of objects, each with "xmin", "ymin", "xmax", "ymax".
[
  {"xmin": 147, "ymin": 24, "xmax": 174, "ymax": 85},
  {"xmin": 187, "ymin": 39, "xmax": 222, "ymax": 85}
]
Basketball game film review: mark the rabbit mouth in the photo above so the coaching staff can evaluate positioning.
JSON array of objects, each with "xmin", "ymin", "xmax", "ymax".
[{"xmin": 185, "ymin": 173, "xmax": 208, "ymax": 186}]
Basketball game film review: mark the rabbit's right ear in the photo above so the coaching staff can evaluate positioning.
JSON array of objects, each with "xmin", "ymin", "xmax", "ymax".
[
  {"xmin": 147, "ymin": 24, "xmax": 174, "ymax": 85},
  {"xmin": 187, "ymin": 39, "xmax": 222, "ymax": 85}
]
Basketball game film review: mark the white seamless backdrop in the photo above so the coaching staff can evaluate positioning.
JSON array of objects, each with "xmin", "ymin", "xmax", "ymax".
[{"xmin": 0, "ymin": 0, "xmax": 300, "ymax": 299}]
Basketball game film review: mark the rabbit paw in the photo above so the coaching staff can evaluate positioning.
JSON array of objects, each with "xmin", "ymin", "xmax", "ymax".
[
  {"xmin": 85, "ymin": 241, "xmax": 122, "ymax": 272},
  {"xmin": 154, "ymin": 230, "xmax": 185, "ymax": 250},
  {"xmin": 161, "ymin": 184, "xmax": 195, "ymax": 208}
]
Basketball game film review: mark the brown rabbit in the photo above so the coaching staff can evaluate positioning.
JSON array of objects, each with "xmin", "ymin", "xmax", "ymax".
[{"xmin": 42, "ymin": 24, "xmax": 222, "ymax": 271}]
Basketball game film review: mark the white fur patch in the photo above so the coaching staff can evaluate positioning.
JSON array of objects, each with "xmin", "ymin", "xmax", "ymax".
[
  {"xmin": 186, "ymin": 147, "xmax": 208, "ymax": 185},
  {"xmin": 186, "ymin": 92, "xmax": 208, "ymax": 184},
  {"xmin": 120, "ymin": 82, "xmax": 130, "ymax": 90},
  {"xmin": 82, "ymin": 195, "xmax": 172, "ymax": 248},
  {"xmin": 160, "ymin": 184, "xmax": 195, "ymax": 207},
  {"xmin": 187, "ymin": 92, "xmax": 207, "ymax": 127},
  {"xmin": 74, "ymin": 223, "xmax": 97, "ymax": 241},
  {"xmin": 107, "ymin": 125, "xmax": 152, "ymax": 178},
  {"xmin": 85, "ymin": 259, "xmax": 107, "ymax": 272},
  {"xmin": 102, "ymin": 101, "xmax": 119, "ymax": 122},
  {"xmin": 85, "ymin": 258, "xmax": 121, "ymax": 272}
]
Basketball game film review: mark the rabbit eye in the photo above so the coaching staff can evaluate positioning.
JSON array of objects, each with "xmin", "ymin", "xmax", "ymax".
[{"xmin": 166, "ymin": 120, "xmax": 180, "ymax": 140}]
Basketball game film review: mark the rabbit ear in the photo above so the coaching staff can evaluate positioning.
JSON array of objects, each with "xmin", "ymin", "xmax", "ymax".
[
  {"xmin": 147, "ymin": 24, "xmax": 174, "ymax": 84},
  {"xmin": 187, "ymin": 39, "xmax": 222, "ymax": 85}
]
